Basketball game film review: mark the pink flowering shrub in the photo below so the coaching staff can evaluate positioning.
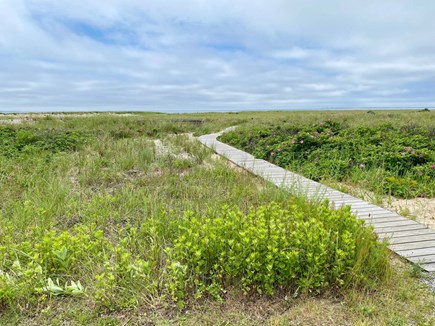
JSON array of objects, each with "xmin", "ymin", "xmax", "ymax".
[{"xmin": 220, "ymin": 120, "xmax": 435, "ymax": 198}]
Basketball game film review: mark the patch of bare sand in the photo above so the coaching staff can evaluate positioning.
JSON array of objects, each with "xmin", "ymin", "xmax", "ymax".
[
  {"xmin": 153, "ymin": 139, "xmax": 192, "ymax": 160},
  {"xmin": 385, "ymin": 198, "xmax": 435, "ymax": 229},
  {"xmin": 0, "ymin": 118, "xmax": 34, "ymax": 124}
]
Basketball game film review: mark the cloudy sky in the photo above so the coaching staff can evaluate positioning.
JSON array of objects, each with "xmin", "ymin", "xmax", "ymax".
[{"xmin": 1, "ymin": 1, "xmax": 435, "ymax": 112}]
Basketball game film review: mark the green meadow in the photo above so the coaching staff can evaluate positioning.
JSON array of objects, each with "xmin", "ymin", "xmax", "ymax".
[{"xmin": 0, "ymin": 111, "xmax": 434, "ymax": 325}]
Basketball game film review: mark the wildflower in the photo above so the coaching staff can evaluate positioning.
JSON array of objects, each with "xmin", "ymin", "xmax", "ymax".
[
  {"xmin": 270, "ymin": 151, "xmax": 275, "ymax": 156},
  {"xmin": 291, "ymin": 139, "xmax": 296, "ymax": 144},
  {"xmin": 359, "ymin": 163, "xmax": 366, "ymax": 169},
  {"xmin": 432, "ymin": 164, "xmax": 435, "ymax": 169},
  {"xmin": 277, "ymin": 148, "xmax": 282, "ymax": 153},
  {"xmin": 319, "ymin": 122, "xmax": 324, "ymax": 127},
  {"xmin": 300, "ymin": 140, "xmax": 304, "ymax": 144}
]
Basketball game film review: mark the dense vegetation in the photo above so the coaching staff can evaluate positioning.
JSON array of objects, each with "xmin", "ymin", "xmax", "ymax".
[
  {"xmin": 0, "ymin": 112, "xmax": 434, "ymax": 325},
  {"xmin": 0, "ymin": 127, "xmax": 88, "ymax": 158},
  {"xmin": 221, "ymin": 115, "xmax": 435, "ymax": 199}
]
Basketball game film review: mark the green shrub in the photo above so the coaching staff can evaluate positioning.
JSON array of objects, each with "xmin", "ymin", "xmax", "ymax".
[
  {"xmin": 0, "ymin": 223, "xmax": 160, "ymax": 310},
  {"xmin": 0, "ymin": 127, "xmax": 88, "ymax": 158},
  {"xmin": 166, "ymin": 203, "xmax": 390, "ymax": 305},
  {"xmin": 220, "ymin": 122, "xmax": 435, "ymax": 198}
]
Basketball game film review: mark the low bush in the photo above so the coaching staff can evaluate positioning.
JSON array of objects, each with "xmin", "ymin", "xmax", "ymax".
[
  {"xmin": 220, "ymin": 121, "xmax": 435, "ymax": 198},
  {"xmin": 0, "ymin": 127, "xmax": 88, "ymax": 158},
  {"xmin": 167, "ymin": 202, "xmax": 389, "ymax": 306}
]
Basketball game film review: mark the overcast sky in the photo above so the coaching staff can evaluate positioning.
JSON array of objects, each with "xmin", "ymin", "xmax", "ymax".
[{"xmin": 1, "ymin": 1, "xmax": 435, "ymax": 112}]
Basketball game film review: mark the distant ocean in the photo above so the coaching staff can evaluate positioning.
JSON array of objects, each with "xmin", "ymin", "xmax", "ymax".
[{"xmin": 0, "ymin": 107, "xmax": 429, "ymax": 114}]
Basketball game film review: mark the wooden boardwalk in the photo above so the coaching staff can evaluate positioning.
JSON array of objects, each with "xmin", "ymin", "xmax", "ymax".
[{"xmin": 199, "ymin": 130, "xmax": 435, "ymax": 272}]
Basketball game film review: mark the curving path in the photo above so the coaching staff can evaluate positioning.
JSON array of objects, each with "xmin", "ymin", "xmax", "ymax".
[{"xmin": 199, "ymin": 128, "xmax": 435, "ymax": 272}]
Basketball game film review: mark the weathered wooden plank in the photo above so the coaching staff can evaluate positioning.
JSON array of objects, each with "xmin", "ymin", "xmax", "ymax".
[
  {"xmin": 397, "ymin": 247, "xmax": 435, "ymax": 258},
  {"xmin": 331, "ymin": 204, "xmax": 355, "ymax": 210},
  {"xmin": 266, "ymin": 174, "xmax": 297, "ymax": 180},
  {"xmin": 253, "ymin": 162, "xmax": 279, "ymax": 168},
  {"xmin": 326, "ymin": 191, "xmax": 353, "ymax": 196},
  {"xmin": 369, "ymin": 220, "xmax": 418, "ymax": 228},
  {"xmin": 218, "ymin": 148, "xmax": 244, "ymax": 152},
  {"xmin": 354, "ymin": 211, "xmax": 401, "ymax": 218},
  {"xmin": 253, "ymin": 168, "xmax": 288, "ymax": 175},
  {"xmin": 330, "ymin": 200, "xmax": 352, "ymax": 205},
  {"xmin": 364, "ymin": 219, "xmax": 419, "ymax": 229},
  {"xmin": 344, "ymin": 195, "xmax": 364, "ymax": 200},
  {"xmin": 280, "ymin": 180, "xmax": 318, "ymax": 188},
  {"xmin": 242, "ymin": 160, "xmax": 274, "ymax": 166},
  {"xmin": 230, "ymin": 159, "xmax": 257, "ymax": 164},
  {"xmin": 362, "ymin": 213, "xmax": 404, "ymax": 220},
  {"xmin": 359, "ymin": 208, "xmax": 394, "ymax": 215},
  {"xmin": 270, "ymin": 179, "xmax": 302, "ymax": 186},
  {"xmin": 239, "ymin": 158, "xmax": 267, "ymax": 163},
  {"xmin": 264, "ymin": 176, "xmax": 311, "ymax": 184},
  {"xmin": 354, "ymin": 211, "xmax": 395, "ymax": 218},
  {"xmin": 225, "ymin": 153, "xmax": 256, "ymax": 158},
  {"xmin": 357, "ymin": 215, "xmax": 402, "ymax": 223},
  {"xmin": 364, "ymin": 217, "xmax": 408, "ymax": 224},
  {"xmin": 269, "ymin": 180, "xmax": 288, "ymax": 187},
  {"xmin": 387, "ymin": 233, "xmax": 435, "ymax": 245},
  {"xmin": 214, "ymin": 147, "xmax": 238, "ymax": 152},
  {"xmin": 261, "ymin": 171, "xmax": 291, "ymax": 177},
  {"xmin": 377, "ymin": 229, "xmax": 433, "ymax": 243},
  {"xmin": 374, "ymin": 224, "xmax": 426, "ymax": 233},
  {"xmin": 331, "ymin": 203, "xmax": 364, "ymax": 209},
  {"xmin": 407, "ymin": 255, "xmax": 435, "ymax": 264},
  {"xmin": 389, "ymin": 240, "xmax": 435, "ymax": 251},
  {"xmin": 419, "ymin": 263, "xmax": 435, "ymax": 272},
  {"xmin": 359, "ymin": 216, "xmax": 403, "ymax": 223},
  {"xmin": 349, "ymin": 204, "xmax": 379, "ymax": 209},
  {"xmin": 303, "ymin": 186, "xmax": 325, "ymax": 191},
  {"xmin": 352, "ymin": 208, "xmax": 393, "ymax": 214},
  {"xmin": 378, "ymin": 228, "xmax": 435, "ymax": 239},
  {"xmin": 351, "ymin": 206, "xmax": 391, "ymax": 211},
  {"xmin": 230, "ymin": 154, "xmax": 254, "ymax": 160},
  {"xmin": 357, "ymin": 213, "xmax": 398, "ymax": 220},
  {"xmin": 268, "ymin": 179, "xmax": 298, "ymax": 186}
]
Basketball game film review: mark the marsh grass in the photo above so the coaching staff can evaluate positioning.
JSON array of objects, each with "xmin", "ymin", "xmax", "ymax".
[{"xmin": 0, "ymin": 111, "xmax": 434, "ymax": 325}]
